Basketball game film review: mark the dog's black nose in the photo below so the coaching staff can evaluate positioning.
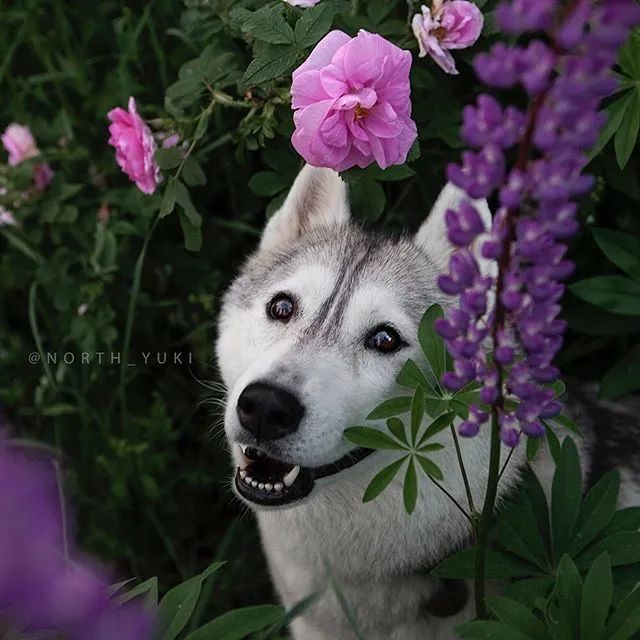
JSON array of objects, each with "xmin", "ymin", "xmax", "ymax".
[{"xmin": 236, "ymin": 382, "xmax": 305, "ymax": 441}]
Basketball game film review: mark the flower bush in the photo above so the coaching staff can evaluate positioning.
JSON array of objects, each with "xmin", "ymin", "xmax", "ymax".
[{"xmin": 1, "ymin": 0, "xmax": 640, "ymax": 637}]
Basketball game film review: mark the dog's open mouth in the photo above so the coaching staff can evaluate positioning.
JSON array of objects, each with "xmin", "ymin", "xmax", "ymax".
[{"xmin": 234, "ymin": 444, "xmax": 374, "ymax": 506}]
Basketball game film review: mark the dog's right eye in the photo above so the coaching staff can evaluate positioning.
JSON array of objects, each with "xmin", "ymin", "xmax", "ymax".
[{"xmin": 267, "ymin": 293, "xmax": 295, "ymax": 322}]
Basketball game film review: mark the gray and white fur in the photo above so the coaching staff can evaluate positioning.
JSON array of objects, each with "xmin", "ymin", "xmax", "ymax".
[{"xmin": 216, "ymin": 166, "xmax": 640, "ymax": 640}]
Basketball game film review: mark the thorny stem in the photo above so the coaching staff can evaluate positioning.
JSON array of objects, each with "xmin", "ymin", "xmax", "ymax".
[{"xmin": 449, "ymin": 425, "xmax": 476, "ymax": 514}]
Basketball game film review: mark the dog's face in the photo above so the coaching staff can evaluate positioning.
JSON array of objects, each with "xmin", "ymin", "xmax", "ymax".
[{"xmin": 216, "ymin": 166, "xmax": 490, "ymax": 509}]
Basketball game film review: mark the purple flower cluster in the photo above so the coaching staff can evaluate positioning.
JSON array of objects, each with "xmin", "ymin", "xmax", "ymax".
[
  {"xmin": 0, "ymin": 434, "xmax": 153, "ymax": 639},
  {"xmin": 435, "ymin": 0, "xmax": 640, "ymax": 446}
]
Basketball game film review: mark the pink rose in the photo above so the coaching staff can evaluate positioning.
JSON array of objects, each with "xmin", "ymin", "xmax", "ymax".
[
  {"xmin": 1, "ymin": 124, "xmax": 39, "ymax": 166},
  {"xmin": 291, "ymin": 30, "xmax": 418, "ymax": 171},
  {"xmin": 107, "ymin": 97, "xmax": 160, "ymax": 195},
  {"xmin": 412, "ymin": 0, "xmax": 484, "ymax": 75},
  {"xmin": 285, "ymin": 0, "xmax": 322, "ymax": 6}
]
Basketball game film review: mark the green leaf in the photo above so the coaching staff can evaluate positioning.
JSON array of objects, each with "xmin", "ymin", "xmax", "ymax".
[
  {"xmin": 570, "ymin": 275, "xmax": 640, "ymax": 316},
  {"xmin": 603, "ymin": 507, "xmax": 640, "ymax": 537},
  {"xmin": 410, "ymin": 386, "xmax": 425, "ymax": 443},
  {"xmin": 294, "ymin": 0, "xmax": 339, "ymax": 48},
  {"xmin": 386, "ymin": 417, "xmax": 408, "ymax": 446},
  {"xmin": 343, "ymin": 426, "xmax": 405, "ymax": 450},
  {"xmin": 588, "ymin": 92, "xmax": 633, "ymax": 161},
  {"xmin": 249, "ymin": 170, "xmax": 291, "ymax": 197},
  {"xmin": 600, "ymin": 345, "xmax": 640, "ymax": 400},
  {"xmin": 350, "ymin": 179, "xmax": 386, "ymax": 220},
  {"xmin": 415, "ymin": 455, "xmax": 443, "ymax": 481},
  {"xmin": 184, "ymin": 605, "xmax": 284, "ymax": 640},
  {"xmin": 550, "ymin": 414, "xmax": 581, "ymax": 435},
  {"xmin": 569, "ymin": 471, "xmax": 620, "ymax": 557},
  {"xmin": 362, "ymin": 456, "xmax": 406, "ymax": 502},
  {"xmin": 155, "ymin": 147, "xmax": 183, "ymax": 170},
  {"xmin": 403, "ymin": 457, "xmax": 418, "ymax": 514},
  {"xmin": 182, "ymin": 156, "xmax": 206, "ymax": 187},
  {"xmin": 157, "ymin": 562, "xmax": 224, "ymax": 640},
  {"xmin": 592, "ymin": 228, "xmax": 640, "ymax": 283},
  {"xmin": 504, "ymin": 577, "xmax": 554, "ymax": 610},
  {"xmin": 556, "ymin": 554, "xmax": 583, "ymax": 639},
  {"xmin": 615, "ymin": 89, "xmax": 640, "ymax": 169},
  {"xmin": 619, "ymin": 30, "xmax": 640, "ymax": 79},
  {"xmin": 581, "ymin": 553, "xmax": 612, "ymax": 640},
  {"xmin": 243, "ymin": 6, "xmax": 295, "ymax": 45},
  {"xmin": 179, "ymin": 210, "xmax": 203, "ymax": 252},
  {"xmin": 577, "ymin": 532, "xmax": 640, "ymax": 570},
  {"xmin": 118, "ymin": 576, "xmax": 159, "ymax": 607},
  {"xmin": 417, "ymin": 411, "xmax": 456, "ymax": 447},
  {"xmin": 551, "ymin": 438, "xmax": 582, "ymax": 562},
  {"xmin": 545, "ymin": 424, "xmax": 562, "ymax": 467},
  {"xmin": 241, "ymin": 44, "xmax": 300, "ymax": 89},
  {"xmin": 606, "ymin": 584, "xmax": 640, "ymax": 640},
  {"xmin": 432, "ymin": 547, "xmax": 540, "ymax": 580},
  {"xmin": 418, "ymin": 304, "xmax": 448, "ymax": 384},
  {"xmin": 396, "ymin": 358, "xmax": 438, "ymax": 395},
  {"xmin": 160, "ymin": 179, "xmax": 177, "ymax": 218},
  {"xmin": 551, "ymin": 379, "xmax": 566, "ymax": 399},
  {"xmin": 456, "ymin": 621, "xmax": 534, "ymax": 640},
  {"xmin": 366, "ymin": 396, "xmax": 412, "ymax": 420},
  {"xmin": 174, "ymin": 181, "xmax": 202, "ymax": 228},
  {"xmin": 527, "ymin": 436, "xmax": 541, "ymax": 461},
  {"xmin": 487, "ymin": 596, "xmax": 547, "ymax": 640}
]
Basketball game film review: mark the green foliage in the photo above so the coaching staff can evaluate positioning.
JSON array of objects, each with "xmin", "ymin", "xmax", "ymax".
[{"xmin": 434, "ymin": 438, "xmax": 640, "ymax": 620}]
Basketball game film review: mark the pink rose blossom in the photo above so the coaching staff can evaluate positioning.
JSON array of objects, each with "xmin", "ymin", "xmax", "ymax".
[
  {"xmin": 285, "ymin": 0, "xmax": 322, "ymax": 6},
  {"xmin": 1, "ymin": 124, "xmax": 39, "ymax": 166},
  {"xmin": 412, "ymin": 0, "xmax": 484, "ymax": 75},
  {"xmin": 107, "ymin": 97, "xmax": 160, "ymax": 195},
  {"xmin": 33, "ymin": 163, "xmax": 54, "ymax": 191},
  {"xmin": 291, "ymin": 30, "xmax": 418, "ymax": 171}
]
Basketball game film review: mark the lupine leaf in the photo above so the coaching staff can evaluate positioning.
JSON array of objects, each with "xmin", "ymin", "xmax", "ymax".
[
  {"xmin": 362, "ymin": 456, "xmax": 406, "ymax": 502},
  {"xmin": 415, "ymin": 455, "xmax": 443, "ymax": 481},
  {"xmin": 403, "ymin": 457, "xmax": 418, "ymax": 514},
  {"xmin": 603, "ymin": 507, "xmax": 640, "ymax": 537},
  {"xmin": 555, "ymin": 555, "xmax": 583, "ymax": 640},
  {"xmin": 432, "ymin": 547, "xmax": 540, "ymax": 580},
  {"xmin": 343, "ymin": 426, "xmax": 405, "ymax": 450},
  {"xmin": 410, "ymin": 385, "xmax": 425, "ymax": 443},
  {"xmin": 184, "ymin": 605, "xmax": 284, "ymax": 640},
  {"xmin": 456, "ymin": 621, "xmax": 534, "ymax": 640},
  {"xmin": 592, "ymin": 227, "xmax": 640, "ymax": 283},
  {"xmin": 570, "ymin": 276, "xmax": 640, "ymax": 316},
  {"xmin": 551, "ymin": 438, "xmax": 582, "ymax": 562},
  {"xmin": 386, "ymin": 417, "xmax": 408, "ymax": 445},
  {"xmin": 395, "ymin": 358, "xmax": 438, "ymax": 394},
  {"xmin": 568, "ymin": 471, "xmax": 620, "ymax": 557},
  {"xmin": 606, "ymin": 582, "xmax": 640, "ymax": 640},
  {"xmin": 599, "ymin": 345, "xmax": 640, "ymax": 400},
  {"xmin": 418, "ymin": 304, "xmax": 448, "ymax": 384},
  {"xmin": 588, "ymin": 92, "xmax": 632, "ymax": 161},
  {"xmin": 581, "ymin": 553, "xmax": 612, "ymax": 640},
  {"xmin": 487, "ymin": 597, "xmax": 547, "ymax": 640},
  {"xmin": 614, "ymin": 88, "xmax": 640, "ymax": 169},
  {"xmin": 417, "ymin": 412, "xmax": 456, "ymax": 447},
  {"xmin": 577, "ymin": 531, "xmax": 640, "ymax": 570},
  {"xmin": 366, "ymin": 396, "xmax": 412, "ymax": 420}
]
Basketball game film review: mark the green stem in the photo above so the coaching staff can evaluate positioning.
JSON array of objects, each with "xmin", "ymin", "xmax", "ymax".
[
  {"xmin": 450, "ymin": 425, "xmax": 476, "ymax": 514},
  {"xmin": 28, "ymin": 282, "xmax": 56, "ymax": 391},
  {"xmin": 117, "ymin": 215, "xmax": 160, "ymax": 434},
  {"xmin": 428, "ymin": 476, "xmax": 473, "ymax": 525},
  {"xmin": 473, "ymin": 411, "xmax": 502, "ymax": 618}
]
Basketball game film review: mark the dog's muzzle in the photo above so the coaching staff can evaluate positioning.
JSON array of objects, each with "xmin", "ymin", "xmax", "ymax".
[{"xmin": 234, "ymin": 444, "xmax": 374, "ymax": 507}]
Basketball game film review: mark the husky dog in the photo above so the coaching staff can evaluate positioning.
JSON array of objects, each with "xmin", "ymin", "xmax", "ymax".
[{"xmin": 216, "ymin": 166, "xmax": 639, "ymax": 640}]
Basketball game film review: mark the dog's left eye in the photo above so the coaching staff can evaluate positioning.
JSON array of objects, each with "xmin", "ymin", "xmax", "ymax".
[{"xmin": 366, "ymin": 325, "xmax": 404, "ymax": 354}]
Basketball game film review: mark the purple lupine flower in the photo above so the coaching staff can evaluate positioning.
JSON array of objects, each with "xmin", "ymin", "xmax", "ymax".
[
  {"xmin": 437, "ymin": 0, "xmax": 640, "ymax": 446},
  {"xmin": 0, "ymin": 435, "xmax": 153, "ymax": 639}
]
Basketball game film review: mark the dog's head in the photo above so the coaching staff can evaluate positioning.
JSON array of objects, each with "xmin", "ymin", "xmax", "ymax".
[{"xmin": 216, "ymin": 165, "xmax": 490, "ymax": 508}]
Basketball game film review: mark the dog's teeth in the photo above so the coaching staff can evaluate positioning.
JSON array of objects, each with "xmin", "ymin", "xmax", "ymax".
[
  {"xmin": 283, "ymin": 465, "xmax": 301, "ymax": 488},
  {"xmin": 244, "ymin": 476, "xmax": 252, "ymax": 485},
  {"xmin": 274, "ymin": 482, "xmax": 283, "ymax": 492},
  {"xmin": 240, "ymin": 444, "xmax": 248, "ymax": 453},
  {"xmin": 239, "ymin": 469, "xmax": 247, "ymax": 479},
  {"xmin": 251, "ymin": 480, "xmax": 259, "ymax": 488},
  {"xmin": 265, "ymin": 483, "xmax": 273, "ymax": 491},
  {"xmin": 258, "ymin": 483, "xmax": 265, "ymax": 490}
]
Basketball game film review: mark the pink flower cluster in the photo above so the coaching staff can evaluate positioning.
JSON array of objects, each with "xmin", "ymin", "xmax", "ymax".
[
  {"xmin": 107, "ymin": 97, "xmax": 160, "ymax": 195},
  {"xmin": 412, "ymin": 0, "xmax": 484, "ymax": 75},
  {"xmin": 291, "ymin": 30, "xmax": 418, "ymax": 172},
  {"xmin": 1, "ymin": 123, "xmax": 54, "ymax": 191}
]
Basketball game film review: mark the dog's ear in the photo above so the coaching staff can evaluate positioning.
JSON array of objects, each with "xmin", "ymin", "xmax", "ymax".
[
  {"xmin": 415, "ymin": 182, "xmax": 493, "ymax": 273},
  {"xmin": 259, "ymin": 165, "xmax": 350, "ymax": 252}
]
